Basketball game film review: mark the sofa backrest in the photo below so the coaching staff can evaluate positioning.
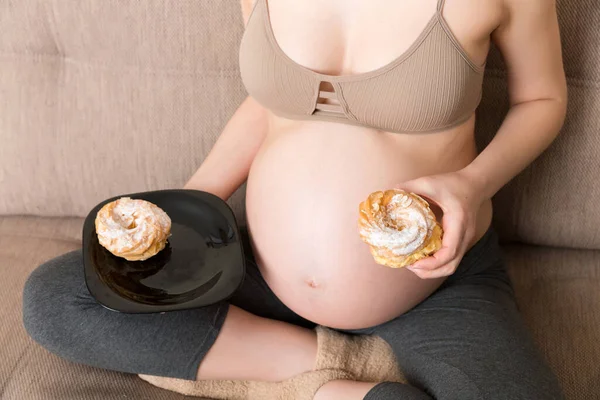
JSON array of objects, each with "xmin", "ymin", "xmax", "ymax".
[
  {"xmin": 0, "ymin": 0, "xmax": 248, "ymax": 219},
  {"xmin": 477, "ymin": 0, "xmax": 600, "ymax": 249},
  {"xmin": 1, "ymin": 0, "xmax": 599, "ymax": 249}
]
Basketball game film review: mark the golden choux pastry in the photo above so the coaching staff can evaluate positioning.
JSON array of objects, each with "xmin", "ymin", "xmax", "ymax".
[
  {"xmin": 358, "ymin": 189, "xmax": 443, "ymax": 268},
  {"xmin": 95, "ymin": 197, "xmax": 171, "ymax": 261}
]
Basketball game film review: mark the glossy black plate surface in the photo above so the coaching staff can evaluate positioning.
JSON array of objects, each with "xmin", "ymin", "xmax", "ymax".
[{"xmin": 83, "ymin": 190, "xmax": 245, "ymax": 313}]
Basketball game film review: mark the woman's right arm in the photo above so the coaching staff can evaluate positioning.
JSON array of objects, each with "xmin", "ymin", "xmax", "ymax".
[
  {"xmin": 183, "ymin": 96, "xmax": 268, "ymax": 200},
  {"xmin": 184, "ymin": 0, "xmax": 265, "ymax": 200}
]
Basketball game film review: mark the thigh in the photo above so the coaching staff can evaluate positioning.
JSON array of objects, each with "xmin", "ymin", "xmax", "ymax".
[
  {"xmin": 370, "ymin": 251, "xmax": 564, "ymax": 399},
  {"xmin": 23, "ymin": 250, "xmax": 230, "ymax": 379},
  {"xmin": 22, "ymin": 232, "xmax": 311, "ymax": 380}
]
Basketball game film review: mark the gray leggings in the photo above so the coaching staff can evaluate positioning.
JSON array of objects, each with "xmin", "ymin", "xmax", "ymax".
[{"xmin": 23, "ymin": 228, "xmax": 564, "ymax": 399}]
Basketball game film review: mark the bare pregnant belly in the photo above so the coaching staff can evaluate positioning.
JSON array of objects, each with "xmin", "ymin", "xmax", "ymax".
[{"xmin": 245, "ymin": 117, "xmax": 492, "ymax": 329}]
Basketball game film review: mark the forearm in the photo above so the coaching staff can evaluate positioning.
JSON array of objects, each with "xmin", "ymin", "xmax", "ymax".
[
  {"xmin": 184, "ymin": 96, "xmax": 268, "ymax": 200},
  {"xmin": 462, "ymin": 97, "xmax": 567, "ymax": 199}
]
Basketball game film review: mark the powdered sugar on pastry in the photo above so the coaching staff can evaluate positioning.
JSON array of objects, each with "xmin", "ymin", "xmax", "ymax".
[
  {"xmin": 95, "ymin": 197, "xmax": 171, "ymax": 261},
  {"xmin": 358, "ymin": 190, "xmax": 443, "ymax": 268},
  {"xmin": 366, "ymin": 199, "xmax": 427, "ymax": 256}
]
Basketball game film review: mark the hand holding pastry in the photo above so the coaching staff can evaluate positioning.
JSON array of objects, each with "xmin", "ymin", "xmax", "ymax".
[
  {"xmin": 396, "ymin": 169, "xmax": 487, "ymax": 279},
  {"xmin": 358, "ymin": 189, "xmax": 443, "ymax": 269},
  {"xmin": 95, "ymin": 197, "xmax": 171, "ymax": 261}
]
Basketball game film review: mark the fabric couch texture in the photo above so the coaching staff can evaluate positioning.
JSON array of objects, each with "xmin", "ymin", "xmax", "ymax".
[
  {"xmin": 0, "ymin": 0, "xmax": 248, "ymax": 221},
  {"xmin": 1, "ymin": 0, "xmax": 599, "ymax": 399}
]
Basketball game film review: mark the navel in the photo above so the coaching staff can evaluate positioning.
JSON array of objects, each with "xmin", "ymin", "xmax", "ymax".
[{"xmin": 305, "ymin": 277, "xmax": 321, "ymax": 289}]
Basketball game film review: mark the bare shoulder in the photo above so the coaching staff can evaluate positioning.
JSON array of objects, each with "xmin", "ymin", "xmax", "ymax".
[
  {"xmin": 443, "ymin": 0, "xmax": 504, "ymax": 34},
  {"xmin": 493, "ymin": 0, "xmax": 561, "ymax": 48},
  {"xmin": 492, "ymin": 0, "xmax": 566, "ymax": 104},
  {"xmin": 496, "ymin": 0, "xmax": 560, "ymax": 32},
  {"xmin": 438, "ymin": 0, "xmax": 504, "ymax": 65},
  {"xmin": 442, "ymin": 0, "xmax": 504, "ymax": 45},
  {"xmin": 500, "ymin": 0, "xmax": 557, "ymax": 17},
  {"xmin": 240, "ymin": 0, "xmax": 258, "ymax": 26}
]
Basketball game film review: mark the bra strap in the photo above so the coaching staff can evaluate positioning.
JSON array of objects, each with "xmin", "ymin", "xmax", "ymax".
[{"xmin": 437, "ymin": 0, "xmax": 446, "ymax": 13}]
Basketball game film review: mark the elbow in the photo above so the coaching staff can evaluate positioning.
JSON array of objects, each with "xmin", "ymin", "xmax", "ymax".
[
  {"xmin": 510, "ymin": 88, "xmax": 568, "ymax": 128},
  {"xmin": 557, "ymin": 87, "xmax": 568, "ymax": 126},
  {"xmin": 546, "ymin": 90, "xmax": 568, "ymax": 138},
  {"xmin": 553, "ymin": 75, "xmax": 569, "ymax": 126},
  {"xmin": 550, "ymin": 87, "xmax": 568, "ymax": 133}
]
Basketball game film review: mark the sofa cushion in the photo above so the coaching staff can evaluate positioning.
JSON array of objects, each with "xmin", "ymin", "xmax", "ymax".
[
  {"xmin": 504, "ymin": 244, "xmax": 600, "ymax": 400},
  {"xmin": 0, "ymin": 216, "xmax": 191, "ymax": 399}
]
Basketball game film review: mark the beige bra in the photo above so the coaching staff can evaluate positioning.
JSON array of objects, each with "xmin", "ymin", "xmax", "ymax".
[{"xmin": 239, "ymin": 0, "xmax": 486, "ymax": 133}]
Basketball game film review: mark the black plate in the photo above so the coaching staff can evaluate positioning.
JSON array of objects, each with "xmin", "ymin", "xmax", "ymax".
[{"xmin": 82, "ymin": 189, "xmax": 245, "ymax": 313}]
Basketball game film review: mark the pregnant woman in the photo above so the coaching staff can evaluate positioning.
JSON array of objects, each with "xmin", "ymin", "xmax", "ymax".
[{"xmin": 23, "ymin": 0, "xmax": 567, "ymax": 399}]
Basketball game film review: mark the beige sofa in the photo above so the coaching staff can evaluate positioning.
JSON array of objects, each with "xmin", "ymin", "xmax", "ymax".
[{"xmin": 1, "ymin": 1, "xmax": 598, "ymax": 399}]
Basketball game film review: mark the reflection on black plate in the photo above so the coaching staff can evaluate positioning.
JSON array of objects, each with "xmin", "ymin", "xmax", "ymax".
[{"xmin": 83, "ymin": 190, "xmax": 245, "ymax": 313}]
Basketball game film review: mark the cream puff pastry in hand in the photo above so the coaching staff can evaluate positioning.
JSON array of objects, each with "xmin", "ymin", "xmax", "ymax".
[
  {"xmin": 95, "ymin": 197, "xmax": 171, "ymax": 261},
  {"xmin": 358, "ymin": 189, "xmax": 443, "ymax": 268}
]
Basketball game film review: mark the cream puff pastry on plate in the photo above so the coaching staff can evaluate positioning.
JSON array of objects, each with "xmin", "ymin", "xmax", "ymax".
[
  {"xmin": 82, "ymin": 190, "xmax": 245, "ymax": 313},
  {"xmin": 95, "ymin": 197, "xmax": 171, "ymax": 261}
]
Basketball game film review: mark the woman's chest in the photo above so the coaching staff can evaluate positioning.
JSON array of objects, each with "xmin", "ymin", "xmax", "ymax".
[
  {"xmin": 241, "ymin": 0, "xmax": 502, "ymax": 133},
  {"xmin": 264, "ymin": 0, "xmax": 500, "ymax": 76}
]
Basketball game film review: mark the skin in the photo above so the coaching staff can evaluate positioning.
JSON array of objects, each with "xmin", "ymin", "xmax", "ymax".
[{"xmin": 185, "ymin": 0, "xmax": 567, "ymax": 398}]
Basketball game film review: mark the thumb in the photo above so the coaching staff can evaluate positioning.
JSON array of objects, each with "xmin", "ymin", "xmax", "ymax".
[
  {"xmin": 396, "ymin": 178, "xmax": 443, "ymax": 216},
  {"xmin": 396, "ymin": 178, "xmax": 435, "ymax": 199}
]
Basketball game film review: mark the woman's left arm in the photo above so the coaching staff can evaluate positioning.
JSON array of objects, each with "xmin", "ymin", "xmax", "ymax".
[
  {"xmin": 400, "ymin": 0, "xmax": 567, "ymax": 279},
  {"xmin": 463, "ymin": 0, "xmax": 567, "ymax": 199}
]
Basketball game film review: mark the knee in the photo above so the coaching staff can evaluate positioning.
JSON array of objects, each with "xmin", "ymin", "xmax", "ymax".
[{"xmin": 22, "ymin": 250, "xmax": 89, "ymax": 354}]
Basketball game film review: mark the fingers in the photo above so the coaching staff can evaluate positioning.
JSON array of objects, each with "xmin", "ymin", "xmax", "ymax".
[
  {"xmin": 408, "ymin": 257, "xmax": 462, "ymax": 279},
  {"xmin": 396, "ymin": 178, "xmax": 439, "ymax": 206},
  {"xmin": 407, "ymin": 212, "xmax": 469, "ymax": 279},
  {"xmin": 438, "ymin": 211, "xmax": 465, "ymax": 264},
  {"xmin": 397, "ymin": 176, "xmax": 472, "ymax": 279},
  {"xmin": 408, "ymin": 212, "xmax": 464, "ymax": 270}
]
